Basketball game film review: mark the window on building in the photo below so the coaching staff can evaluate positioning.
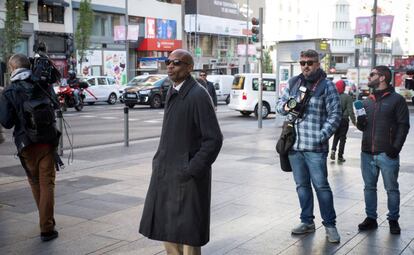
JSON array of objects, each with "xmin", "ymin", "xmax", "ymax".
[
  {"xmin": 332, "ymin": 56, "xmax": 348, "ymax": 64},
  {"xmin": 38, "ymin": 3, "xmax": 64, "ymax": 23},
  {"xmin": 23, "ymin": 2, "xmax": 29, "ymax": 20},
  {"xmin": 200, "ymin": 35, "xmax": 212, "ymax": 57}
]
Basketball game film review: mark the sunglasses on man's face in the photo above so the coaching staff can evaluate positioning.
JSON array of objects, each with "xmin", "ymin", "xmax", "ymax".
[
  {"xmin": 200, "ymin": 74, "xmax": 207, "ymax": 77},
  {"xmin": 165, "ymin": 59, "xmax": 189, "ymax": 66},
  {"xmin": 369, "ymin": 72, "xmax": 383, "ymax": 77},
  {"xmin": 299, "ymin": 60, "xmax": 317, "ymax": 66}
]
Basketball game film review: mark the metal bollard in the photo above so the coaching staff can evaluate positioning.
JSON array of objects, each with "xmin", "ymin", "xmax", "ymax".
[
  {"xmin": 56, "ymin": 110, "xmax": 63, "ymax": 156},
  {"xmin": 124, "ymin": 106, "xmax": 129, "ymax": 147}
]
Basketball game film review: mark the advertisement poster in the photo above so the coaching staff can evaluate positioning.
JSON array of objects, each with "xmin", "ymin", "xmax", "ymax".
[
  {"xmin": 355, "ymin": 17, "xmax": 371, "ymax": 37},
  {"xmin": 114, "ymin": 26, "xmax": 126, "ymax": 41},
  {"xmin": 146, "ymin": 18, "xmax": 156, "ymax": 38},
  {"xmin": 103, "ymin": 51, "xmax": 127, "ymax": 85},
  {"xmin": 156, "ymin": 19, "xmax": 177, "ymax": 40},
  {"xmin": 127, "ymin": 25, "xmax": 139, "ymax": 41},
  {"xmin": 76, "ymin": 50, "xmax": 102, "ymax": 76},
  {"xmin": 355, "ymin": 15, "xmax": 394, "ymax": 37}
]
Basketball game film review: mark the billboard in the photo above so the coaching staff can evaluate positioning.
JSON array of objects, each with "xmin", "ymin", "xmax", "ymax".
[
  {"xmin": 185, "ymin": 0, "xmax": 244, "ymax": 21},
  {"xmin": 355, "ymin": 15, "xmax": 394, "ymax": 37},
  {"xmin": 156, "ymin": 19, "xmax": 177, "ymax": 40},
  {"xmin": 145, "ymin": 18, "xmax": 177, "ymax": 40}
]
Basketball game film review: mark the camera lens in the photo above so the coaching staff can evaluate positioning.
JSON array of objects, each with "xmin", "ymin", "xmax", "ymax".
[{"xmin": 287, "ymin": 99, "xmax": 297, "ymax": 109}]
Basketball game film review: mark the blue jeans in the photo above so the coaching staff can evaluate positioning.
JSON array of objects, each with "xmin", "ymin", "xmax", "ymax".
[
  {"xmin": 361, "ymin": 152, "xmax": 400, "ymax": 221},
  {"xmin": 288, "ymin": 151, "xmax": 336, "ymax": 227}
]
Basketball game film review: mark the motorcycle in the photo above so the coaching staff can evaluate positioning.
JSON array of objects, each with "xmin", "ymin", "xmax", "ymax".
[{"xmin": 57, "ymin": 81, "xmax": 88, "ymax": 111}]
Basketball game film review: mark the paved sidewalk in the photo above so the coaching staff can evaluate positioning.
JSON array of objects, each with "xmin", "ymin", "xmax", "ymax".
[{"xmin": 1, "ymin": 116, "xmax": 414, "ymax": 255}]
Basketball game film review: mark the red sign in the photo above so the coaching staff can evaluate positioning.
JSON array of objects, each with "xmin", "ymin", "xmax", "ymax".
[{"xmin": 137, "ymin": 39, "xmax": 182, "ymax": 51}]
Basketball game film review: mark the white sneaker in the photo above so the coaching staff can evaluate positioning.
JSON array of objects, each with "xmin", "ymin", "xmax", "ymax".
[
  {"xmin": 325, "ymin": 226, "xmax": 340, "ymax": 243},
  {"xmin": 291, "ymin": 222, "xmax": 315, "ymax": 234}
]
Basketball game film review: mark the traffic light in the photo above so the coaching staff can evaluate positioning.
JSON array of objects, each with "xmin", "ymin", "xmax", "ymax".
[{"xmin": 251, "ymin": 17, "xmax": 260, "ymax": 43}]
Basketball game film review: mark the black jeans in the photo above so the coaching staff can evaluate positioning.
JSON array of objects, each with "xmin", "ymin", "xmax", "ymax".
[{"xmin": 331, "ymin": 118, "xmax": 349, "ymax": 157}]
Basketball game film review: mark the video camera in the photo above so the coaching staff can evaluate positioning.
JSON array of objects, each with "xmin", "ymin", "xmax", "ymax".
[{"xmin": 286, "ymin": 85, "xmax": 313, "ymax": 118}]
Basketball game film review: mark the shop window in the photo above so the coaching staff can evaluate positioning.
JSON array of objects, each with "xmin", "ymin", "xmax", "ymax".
[{"xmin": 38, "ymin": 3, "xmax": 64, "ymax": 24}]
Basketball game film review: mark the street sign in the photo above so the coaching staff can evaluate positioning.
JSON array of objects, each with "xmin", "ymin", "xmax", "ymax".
[{"xmin": 195, "ymin": 47, "xmax": 202, "ymax": 57}]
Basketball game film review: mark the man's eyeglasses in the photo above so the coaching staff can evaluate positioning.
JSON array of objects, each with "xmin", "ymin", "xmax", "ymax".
[
  {"xmin": 200, "ymin": 74, "xmax": 207, "ymax": 77},
  {"xmin": 369, "ymin": 72, "xmax": 383, "ymax": 77},
  {"xmin": 299, "ymin": 60, "xmax": 316, "ymax": 66},
  {"xmin": 165, "ymin": 59, "xmax": 189, "ymax": 66}
]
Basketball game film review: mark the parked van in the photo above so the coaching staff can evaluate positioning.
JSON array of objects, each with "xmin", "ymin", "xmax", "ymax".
[
  {"xmin": 207, "ymin": 75, "xmax": 234, "ymax": 104},
  {"xmin": 228, "ymin": 73, "xmax": 277, "ymax": 118}
]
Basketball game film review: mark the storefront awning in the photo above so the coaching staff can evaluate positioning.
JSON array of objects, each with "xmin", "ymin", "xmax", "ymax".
[{"xmin": 40, "ymin": 0, "xmax": 69, "ymax": 7}]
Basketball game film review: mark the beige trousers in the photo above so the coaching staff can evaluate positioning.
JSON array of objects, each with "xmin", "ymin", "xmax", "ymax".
[{"xmin": 164, "ymin": 242, "xmax": 201, "ymax": 255}]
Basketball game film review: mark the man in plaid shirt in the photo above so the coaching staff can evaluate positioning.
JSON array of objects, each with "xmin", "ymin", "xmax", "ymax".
[{"xmin": 276, "ymin": 49, "xmax": 341, "ymax": 243}]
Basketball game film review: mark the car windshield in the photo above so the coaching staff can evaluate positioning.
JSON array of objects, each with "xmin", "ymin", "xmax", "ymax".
[
  {"xmin": 128, "ymin": 76, "xmax": 164, "ymax": 87},
  {"xmin": 140, "ymin": 76, "xmax": 164, "ymax": 86}
]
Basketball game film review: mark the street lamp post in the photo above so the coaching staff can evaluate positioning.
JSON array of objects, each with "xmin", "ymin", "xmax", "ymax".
[
  {"xmin": 245, "ymin": 0, "xmax": 249, "ymax": 73},
  {"xmin": 371, "ymin": 0, "xmax": 377, "ymax": 68}
]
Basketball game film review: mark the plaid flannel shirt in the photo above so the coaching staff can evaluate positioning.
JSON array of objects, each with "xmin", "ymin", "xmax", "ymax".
[{"xmin": 276, "ymin": 75, "xmax": 341, "ymax": 152}]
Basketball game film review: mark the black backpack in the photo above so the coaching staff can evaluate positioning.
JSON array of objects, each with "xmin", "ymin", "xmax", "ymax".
[{"xmin": 20, "ymin": 81, "xmax": 60, "ymax": 145}]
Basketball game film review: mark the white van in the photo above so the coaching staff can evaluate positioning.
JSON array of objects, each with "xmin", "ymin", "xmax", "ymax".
[
  {"xmin": 228, "ymin": 73, "xmax": 277, "ymax": 118},
  {"xmin": 207, "ymin": 75, "xmax": 234, "ymax": 104}
]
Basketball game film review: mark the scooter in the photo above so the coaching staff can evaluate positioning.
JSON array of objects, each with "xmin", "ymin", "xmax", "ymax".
[{"xmin": 57, "ymin": 81, "xmax": 88, "ymax": 111}]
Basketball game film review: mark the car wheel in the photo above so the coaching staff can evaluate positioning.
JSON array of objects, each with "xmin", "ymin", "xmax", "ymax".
[
  {"xmin": 87, "ymin": 102, "xmax": 95, "ymax": 105},
  {"xmin": 254, "ymin": 103, "xmax": 270, "ymax": 119},
  {"xmin": 107, "ymin": 93, "xmax": 117, "ymax": 105},
  {"xmin": 240, "ymin": 111, "xmax": 252, "ymax": 116},
  {"xmin": 150, "ymin": 94, "xmax": 162, "ymax": 108},
  {"xmin": 127, "ymin": 103, "xmax": 135, "ymax": 109},
  {"xmin": 225, "ymin": 95, "xmax": 230, "ymax": 104}
]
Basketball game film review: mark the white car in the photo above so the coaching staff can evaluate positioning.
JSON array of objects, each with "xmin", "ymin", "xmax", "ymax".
[
  {"xmin": 207, "ymin": 75, "xmax": 234, "ymax": 104},
  {"xmin": 82, "ymin": 76, "xmax": 121, "ymax": 105}
]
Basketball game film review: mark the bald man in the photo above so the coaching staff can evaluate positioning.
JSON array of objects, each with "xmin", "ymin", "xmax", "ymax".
[{"xmin": 139, "ymin": 49, "xmax": 223, "ymax": 255}]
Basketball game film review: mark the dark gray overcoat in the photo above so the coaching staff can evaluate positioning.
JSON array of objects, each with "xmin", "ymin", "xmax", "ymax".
[{"xmin": 139, "ymin": 76, "xmax": 223, "ymax": 246}]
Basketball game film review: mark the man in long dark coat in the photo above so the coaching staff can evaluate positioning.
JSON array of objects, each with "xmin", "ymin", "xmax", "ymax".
[{"xmin": 139, "ymin": 49, "xmax": 223, "ymax": 255}]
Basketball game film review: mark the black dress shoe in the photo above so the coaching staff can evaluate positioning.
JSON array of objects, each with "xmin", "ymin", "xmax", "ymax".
[
  {"xmin": 358, "ymin": 217, "xmax": 378, "ymax": 231},
  {"xmin": 41, "ymin": 230, "xmax": 59, "ymax": 242},
  {"xmin": 389, "ymin": 220, "xmax": 401, "ymax": 234}
]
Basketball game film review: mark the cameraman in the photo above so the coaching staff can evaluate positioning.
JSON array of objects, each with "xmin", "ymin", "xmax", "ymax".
[
  {"xmin": 0, "ymin": 54, "xmax": 59, "ymax": 242},
  {"xmin": 276, "ymin": 49, "xmax": 341, "ymax": 243}
]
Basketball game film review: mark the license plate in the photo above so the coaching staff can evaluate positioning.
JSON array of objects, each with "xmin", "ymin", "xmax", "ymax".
[{"xmin": 126, "ymin": 94, "xmax": 137, "ymax": 98}]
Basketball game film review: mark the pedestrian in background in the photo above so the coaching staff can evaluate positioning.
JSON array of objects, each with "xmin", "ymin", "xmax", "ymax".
[
  {"xmin": 139, "ymin": 49, "xmax": 223, "ymax": 255},
  {"xmin": 330, "ymin": 79, "xmax": 356, "ymax": 163},
  {"xmin": 0, "ymin": 54, "xmax": 60, "ymax": 241},
  {"xmin": 0, "ymin": 86, "xmax": 4, "ymax": 144},
  {"xmin": 276, "ymin": 49, "xmax": 342, "ymax": 243},
  {"xmin": 356, "ymin": 65, "xmax": 410, "ymax": 235},
  {"xmin": 199, "ymin": 70, "xmax": 217, "ymax": 110}
]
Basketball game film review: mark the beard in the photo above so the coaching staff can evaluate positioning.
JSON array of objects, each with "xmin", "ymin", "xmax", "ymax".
[{"xmin": 367, "ymin": 79, "xmax": 380, "ymax": 89}]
